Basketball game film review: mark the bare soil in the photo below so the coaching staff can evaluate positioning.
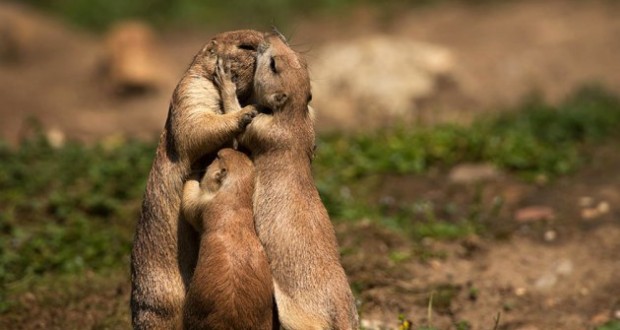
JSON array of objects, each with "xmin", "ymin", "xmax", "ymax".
[{"xmin": 339, "ymin": 143, "xmax": 620, "ymax": 329}]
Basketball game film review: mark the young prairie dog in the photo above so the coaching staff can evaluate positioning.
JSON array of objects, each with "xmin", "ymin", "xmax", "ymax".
[
  {"xmin": 130, "ymin": 30, "xmax": 264, "ymax": 330},
  {"xmin": 181, "ymin": 148, "xmax": 275, "ymax": 330},
  {"xmin": 218, "ymin": 32, "xmax": 359, "ymax": 329}
]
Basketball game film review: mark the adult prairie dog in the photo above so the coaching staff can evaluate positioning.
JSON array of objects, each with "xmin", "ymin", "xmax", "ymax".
[
  {"xmin": 181, "ymin": 148, "xmax": 275, "ymax": 330},
  {"xmin": 130, "ymin": 30, "xmax": 264, "ymax": 330},
  {"xmin": 218, "ymin": 31, "xmax": 359, "ymax": 330}
]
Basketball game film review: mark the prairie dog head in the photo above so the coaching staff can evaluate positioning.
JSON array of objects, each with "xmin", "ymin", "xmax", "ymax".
[
  {"xmin": 200, "ymin": 148, "xmax": 254, "ymax": 194},
  {"xmin": 254, "ymin": 31, "xmax": 312, "ymax": 116},
  {"xmin": 194, "ymin": 30, "xmax": 264, "ymax": 104}
]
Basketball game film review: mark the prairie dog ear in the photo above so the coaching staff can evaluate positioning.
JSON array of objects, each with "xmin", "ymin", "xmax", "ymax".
[
  {"xmin": 214, "ymin": 167, "xmax": 227, "ymax": 184},
  {"xmin": 201, "ymin": 40, "xmax": 218, "ymax": 56},
  {"xmin": 269, "ymin": 92, "xmax": 288, "ymax": 108}
]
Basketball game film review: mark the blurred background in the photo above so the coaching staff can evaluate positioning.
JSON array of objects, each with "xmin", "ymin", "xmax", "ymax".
[{"xmin": 1, "ymin": 0, "xmax": 620, "ymax": 329}]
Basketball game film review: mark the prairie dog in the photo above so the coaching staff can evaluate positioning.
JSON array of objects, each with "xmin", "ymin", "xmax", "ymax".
[
  {"xmin": 181, "ymin": 148, "xmax": 274, "ymax": 330},
  {"xmin": 218, "ymin": 32, "xmax": 359, "ymax": 329},
  {"xmin": 130, "ymin": 30, "xmax": 264, "ymax": 330}
]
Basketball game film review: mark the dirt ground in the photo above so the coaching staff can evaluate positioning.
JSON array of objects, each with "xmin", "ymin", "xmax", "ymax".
[
  {"xmin": 340, "ymin": 143, "xmax": 620, "ymax": 329},
  {"xmin": 1, "ymin": 1, "xmax": 620, "ymax": 329}
]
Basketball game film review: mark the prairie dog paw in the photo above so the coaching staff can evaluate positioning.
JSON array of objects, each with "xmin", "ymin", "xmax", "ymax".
[
  {"xmin": 214, "ymin": 56, "xmax": 237, "ymax": 91},
  {"xmin": 239, "ymin": 108, "xmax": 258, "ymax": 129}
]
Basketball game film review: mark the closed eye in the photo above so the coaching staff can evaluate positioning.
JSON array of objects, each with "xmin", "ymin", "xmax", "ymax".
[
  {"xmin": 270, "ymin": 57, "xmax": 277, "ymax": 73},
  {"xmin": 238, "ymin": 44, "xmax": 256, "ymax": 51}
]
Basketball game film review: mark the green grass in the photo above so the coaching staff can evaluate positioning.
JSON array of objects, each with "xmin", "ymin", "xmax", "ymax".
[
  {"xmin": 316, "ymin": 87, "xmax": 620, "ymax": 182},
  {"xmin": 0, "ymin": 131, "xmax": 153, "ymax": 311},
  {"xmin": 1, "ymin": 86, "xmax": 620, "ymax": 319}
]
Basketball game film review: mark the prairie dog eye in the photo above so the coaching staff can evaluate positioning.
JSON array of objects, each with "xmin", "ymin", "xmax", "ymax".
[{"xmin": 270, "ymin": 57, "xmax": 277, "ymax": 73}]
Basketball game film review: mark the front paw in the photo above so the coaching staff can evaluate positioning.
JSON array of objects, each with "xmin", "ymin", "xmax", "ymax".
[
  {"xmin": 214, "ymin": 56, "xmax": 237, "ymax": 91},
  {"xmin": 239, "ymin": 108, "xmax": 258, "ymax": 130}
]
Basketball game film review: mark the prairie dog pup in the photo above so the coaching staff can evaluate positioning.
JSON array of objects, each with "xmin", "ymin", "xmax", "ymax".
[
  {"xmin": 181, "ymin": 148, "xmax": 274, "ymax": 330},
  {"xmin": 130, "ymin": 30, "xmax": 264, "ymax": 330},
  {"xmin": 219, "ymin": 32, "xmax": 359, "ymax": 329}
]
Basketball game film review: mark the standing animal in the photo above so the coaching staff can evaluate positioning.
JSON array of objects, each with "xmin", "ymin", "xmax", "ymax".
[
  {"xmin": 130, "ymin": 30, "xmax": 264, "ymax": 330},
  {"xmin": 217, "ymin": 31, "xmax": 359, "ymax": 329},
  {"xmin": 181, "ymin": 148, "xmax": 275, "ymax": 330}
]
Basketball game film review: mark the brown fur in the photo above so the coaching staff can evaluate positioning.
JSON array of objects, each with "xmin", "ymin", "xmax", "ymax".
[
  {"xmin": 130, "ymin": 30, "xmax": 264, "ymax": 330},
  {"xmin": 181, "ymin": 148, "xmax": 274, "ymax": 330},
  {"xmin": 219, "ymin": 32, "xmax": 359, "ymax": 329}
]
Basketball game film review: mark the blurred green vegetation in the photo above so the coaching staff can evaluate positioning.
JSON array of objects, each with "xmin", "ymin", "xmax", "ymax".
[
  {"xmin": 18, "ymin": 0, "xmax": 524, "ymax": 31},
  {"xmin": 0, "ymin": 132, "xmax": 153, "ymax": 311},
  {"xmin": 1, "ymin": 86, "xmax": 620, "ymax": 316},
  {"xmin": 598, "ymin": 321, "xmax": 620, "ymax": 330},
  {"xmin": 19, "ymin": 0, "xmax": 361, "ymax": 30},
  {"xmin": 316, "ymin": 86, "xmax": 620, "ymax": 235}
]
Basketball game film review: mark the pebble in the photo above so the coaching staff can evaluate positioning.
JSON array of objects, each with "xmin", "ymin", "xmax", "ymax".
[
  {"xmin": 581, "ymin": 208, "xmax": 600, "ymax": 219},
  {"xmin": 580, "ymin": 201, "xmax": 610, "ymax": 220},
  {"xmin": 555, "ymin": 259, "xmax": 574, "ymax": 276},
  {"xmin": 597, "ymin": 201, "xmax": 610, "ymax": 214},
  {"xmin": 535, "ymin": 273, "xmax": 558, "ymax": 290},
  {"xmin": 544, "ymin": 230, "xmax": 557, "ymax": 242},
  {"xmin": 45, "ymin": 128, "xmax": 65, "ymax": 148},
  {"xmin": 448, "ymin": 163, "xmax": 500, "ymax": 184},
  {"xmin": 515, "ymin": 206, "xmax": 556, "ymax": 222}
]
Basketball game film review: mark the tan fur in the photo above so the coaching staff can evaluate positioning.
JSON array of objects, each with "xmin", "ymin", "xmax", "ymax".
[
  {"xmin": 181, "ymin": 148, "xmax": 275, "ymax": 330},
  {"xmin": 130, "ymin": 30, "xmax": 264, "ymax": 330},
  {"xmin": 219, "ymin": 33, "xmax": 359, "ymax": 330}
]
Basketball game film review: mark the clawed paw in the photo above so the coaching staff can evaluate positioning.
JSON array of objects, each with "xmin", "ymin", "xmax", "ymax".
[
  {"xmin": 214, "ymin": 56, "xmax": 236, "ymax": 89},
  {"xmin": 239, "ymin": 109, "xmax": 258, "ymax": 129}
]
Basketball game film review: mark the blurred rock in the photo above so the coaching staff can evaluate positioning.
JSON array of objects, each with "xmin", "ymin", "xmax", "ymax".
[
  {"xmin": 555, "ymin": 259, "xmax": 573, "ymax": 276},
  {"xmin": 449, "ymin": 163, "xmax": 500, "ymax": 184},
  {"xmin": 581, "ymin": 201, "xmax": 609, "ymax": 220},
  {"xmin": 543, "ymin": 230, "xmax": 557, "ymax": 242},
  {"xmin": 0, "ymin": 3, "xmax": 49, "ymax": 62},
  {"xmin": 535, "ymin": 258, "xmax": 573, "ymax": 290},
  {"xmin": 45, "ymin": 128, "xmax": 65, "ymax": 148},
  {"xmin": 514, "ymin": 287, "xmax": 526, "ymax": 296},
  {"xmin": 101, "ymin": 20, "xmax": 170, "ymax": 95},
  {"xmin": 310, "ymin": 35, "xmax": 456, "ymax": 129},
  {"xmin": 0, "ymin": 15, "xmax": 30, "ymax": 62},
  {"xmin": 514, "ymin": 206, "xmax": 555, "ymax": 222},
  {"xmin": 535, "ymin": 273, "xmax": 557, "ymax": 290}
]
